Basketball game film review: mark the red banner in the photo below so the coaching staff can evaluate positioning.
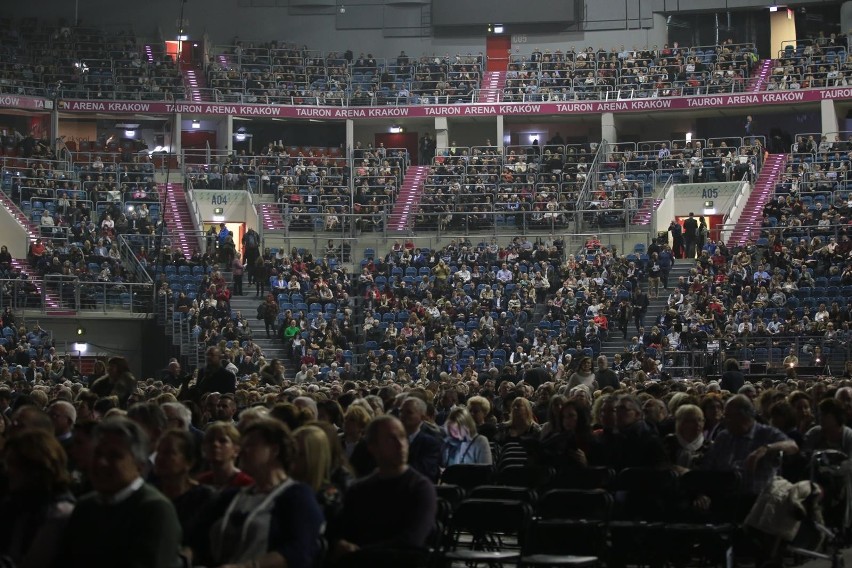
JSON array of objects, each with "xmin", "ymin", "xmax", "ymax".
[
  {"xmin": 0, "ymin": 95, "xmax": 48, "ymax": 111},
  {"xmin": 3, "ymin": 87, "xmax": 848, "ymax": 119}
]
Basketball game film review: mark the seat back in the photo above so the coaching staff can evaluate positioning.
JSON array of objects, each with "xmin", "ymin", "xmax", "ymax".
[
  {"xmin": 440, "ymin": 464, "xmax": 494, "ymax": 490},
  {"xmin": 468, "ymin": 485, "xmax": 538, "ymax": 506},
  {"xmin": 537, "ymin": 488, "xmax": 613, "ymax": 521},
  {"xmin": 448, "ymin": 498, "xmax": 532, "ymax": 547}
]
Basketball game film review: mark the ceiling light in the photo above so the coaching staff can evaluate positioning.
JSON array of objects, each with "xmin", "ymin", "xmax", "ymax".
[{"xmin": 192, "ymin": 120, "xmax": 201, "ymax": 129}]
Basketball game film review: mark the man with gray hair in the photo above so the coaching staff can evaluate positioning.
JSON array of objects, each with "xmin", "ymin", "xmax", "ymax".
[
  {"xmin": 58, "ymin": 417, "xmax": 183, "ymax": 567},
  {"xmin": 399, "ymin": 396, "xmax": 442, "ymax": 482},
  {"xmin": 701, "ymin": 394, "xmax": 798, "ymax": 496},
  {"xmin": 47, "ymin": 400, "xmax": 77, "ymax": 452},
  {"xmin": 294, "ymin": 396, "xmax": 318, "ymax": 421},
  {"xmin": 835, "ymin": 387, "xmax": 852, "ymax": 424}
]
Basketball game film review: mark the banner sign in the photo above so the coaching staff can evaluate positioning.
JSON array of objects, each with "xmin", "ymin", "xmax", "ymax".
[
  {"xmin": 3, "ymin": 87, "xmax": 849, "ymax": 119},
  {"xmin": 0, "ymin": 95, "xmax": 49, "ymax": 111}
]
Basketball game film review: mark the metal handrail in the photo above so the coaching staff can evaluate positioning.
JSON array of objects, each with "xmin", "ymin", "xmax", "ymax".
[{"xmin": 574, "ymin": 140, "xmax": 608, "ymax": 218}]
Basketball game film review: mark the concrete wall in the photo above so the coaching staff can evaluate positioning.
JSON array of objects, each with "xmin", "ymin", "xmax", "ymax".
[
  {"xmin": 0, "ymin": 203, "xmax": 31, "ymax": 259},
  {"xmin": 42, "ymin": 316, "xmax": 161, "ymax": 378},
  {"xmin": 190, "ymin": 189, "xmax": 257, "ymax": 231}
]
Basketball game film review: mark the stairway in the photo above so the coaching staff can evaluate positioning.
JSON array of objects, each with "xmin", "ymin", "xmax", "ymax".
[
  {"xmin": 0, "ymin": 191, "xmax": 39, "ymax": 236},
  {"xmin": 387, "ymin": 165, "xmax": 429, "ymax": 232},
  {"xmin": 478, "ymin": 71, "xmax": 506, "ymax": 103},
  {"xmin": 180, "ymin": 65, "xmax": 208, "ymax": 102},
  {"xmin": 726, "ymin": 153, "xmax": 786, "ymax": 248},
  {"xmin": 257, "ymin": 201, "xmax": 286, "ymax": 231},
  {"xmin": 143, "ymin": 44, "xmax": 155, "ymax": 64},
  {"xmin": 157, "ymin": 183, "xmax": 197, "ymax": 258},
  {"xmin": 221, "ymin": 270, "xmax": 292, "ymax": 374},
  {"xmin": 9, "ymin": 259, "xmax": 71, "ymax": 314},
  {"xmin": 598, "ymin": 260, "xmax": 694, "ymax": 359},
  {"xmin": 631, "ymin": 198, "xmax": 662, "ymax": 226},
  {"xmin": 748, "ymin": 59, "xmax": 774, "ymax": 92}
]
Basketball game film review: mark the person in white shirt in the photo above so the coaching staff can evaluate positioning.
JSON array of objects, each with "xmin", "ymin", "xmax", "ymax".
[{"xmin": 454, "ymin": 265, "xmax": 472, "ymax": 283}]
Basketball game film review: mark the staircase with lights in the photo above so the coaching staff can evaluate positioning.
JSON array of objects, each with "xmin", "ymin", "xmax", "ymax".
[
  {"xmin": 748, "ymin": 59, "xmax": 774, "ymax": 92},
  {"xmin": 726, "ymin": 154, "xmax": 786, "ymax": 248},
  {"xmin": 157, "ymin": 183, "xmax": 198, "ymax": 258},
  {"xmin": 256, "ymin": 200, "xmax": 287, "ymax": 232},
  {"xmin": 478, "ymin": 71, "xmax": 506, "ymax": 103},
  {"xmin": 387, "ymin": 166, "xmax": 429, "ymax": 232},
  {"xmin": 631, "ymin": 198, "xmax": 663, "ymax": 226},
  {"xmin": 180, "ymin": 65, "xmax": 209, "ymax": 102}
]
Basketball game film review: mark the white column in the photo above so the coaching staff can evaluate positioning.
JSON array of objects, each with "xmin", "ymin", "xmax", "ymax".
[
  {"xmin": 345, "ymin": 119, "xmax": 354, "ymax": 153},
  {"xmin": 435, "ymin": 117, "xmax": 448, "ymax": 149},
  {"xmin": 601, "ymin": 112, "xmax": 617, "ymax": 143},
  {"xmin": 496, "ymin": 115, "xmax": 504, "ymax": 148},
  {"xmin": 172, "ymin": 112, "xmax": 182, "ymax": 163},
  {"xmin": 820, "ymin": 98, "xmax": 839, "ymax": 138},
  {"xmin": 221, "ymin": 115, "xmax": 233, "ymax": 154}
]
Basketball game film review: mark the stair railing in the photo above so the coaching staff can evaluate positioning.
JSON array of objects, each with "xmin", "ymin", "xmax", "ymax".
[{"xmin": 574, "ymin": 140, "xmax": 608, "ymax": 233}]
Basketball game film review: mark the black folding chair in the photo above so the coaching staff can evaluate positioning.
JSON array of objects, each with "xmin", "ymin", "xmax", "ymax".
[
  {"xmin": 440, "ymin": 463, "xmax": 494, "ymax": 491},
  {"xmin": 662, "ymin": 470, "xmax": 743, "ymax": 567},
  {"xmin": 469, "ymin": 485, "xmax": 539, "ymax": 506},
  {"xmin": 441, "ymin": 498, "xmax": 532, "ymax": 566},
  {"xmin": 534, "ymin": 489, "xmax": 613, "ymax": 559},
  {"xmin": 494, "ymin": 464, "xmax": 555, "ymax": 489}
]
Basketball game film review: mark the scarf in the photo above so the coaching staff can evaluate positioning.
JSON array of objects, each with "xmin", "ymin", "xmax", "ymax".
[{"xmin": 677, "ymin": 433, "xmax": 705, "ymax": 453}]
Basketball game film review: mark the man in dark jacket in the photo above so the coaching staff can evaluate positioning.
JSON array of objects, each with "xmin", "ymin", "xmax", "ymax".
[
  {"xmin": 179, "ymin": 347, "xmax": 236, "ymax": 404},
  {"xmin": 609, "ymin": 394, "xmax": 668, "ymax": 471},
  {"xmin": 399, "ymin": 397, "xmax": 442, "ymax": 482},
  {"xmin": 682, "ymin": 212, "xmax": 699, "ymax": 259},
  {"xmin": 632, "ymin": 287, "xmax": 650, "ymax": 333},
  {"xmin": 58, "ymin": 418, "xmax": 183, "ymax": 567}
]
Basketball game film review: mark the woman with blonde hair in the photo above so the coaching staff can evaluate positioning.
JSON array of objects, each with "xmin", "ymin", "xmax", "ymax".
[
  {"xmin": 292, "ymin": 425, "xmax": 342, "ymax": 521},
  {"xmin": 467, "ymin": 395, "xmax": 497, "ymax": 440},
  {"xmin": 494, "ymin": 397, "xmax": 541, "ymax": 445},
  {"xmin": 341, "ymin": 404, "xmax": 371, "ymax": 459},
  {"xmin": 664, "ymin": 404, "xmax": 709, "ymax": 471},
  {"xmin": 441, "ymin": 406, "xmax": 493, "ymax": 466}
]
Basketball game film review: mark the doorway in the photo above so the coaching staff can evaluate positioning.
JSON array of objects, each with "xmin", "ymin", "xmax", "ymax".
[
  {"xmin": 486, "ymin": 35, "xmax": 511, "ymax": 72},
  {"xmin": 374, "ymin": 132, "xmax": 419, "ymax": 165}
]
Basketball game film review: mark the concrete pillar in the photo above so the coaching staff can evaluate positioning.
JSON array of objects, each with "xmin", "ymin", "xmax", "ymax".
[
  {"xmin": 345, "ymin": 119, "xmax": 354, "ymax": 154},
  {"xmin": 435, "ymin": 117, "xmax": 448, "ymax": 150},
  {"xmin": 821, "ymin": 99, "xmax": 839, "ymax": 138},
  {"xmin": 842, "ymin": 2, "xmax": 852, "ymax": 40},
  {"xmin": 172, "ymin": 113, "xmax": 182, "ymax": 163},
  {"xmin": 496, "ymin": 115, "xmax": 504, "ymax": 149},
  {"xmin": 49, "ymin": 107, "xmax": 60, "ymax": 155},
  {"xmin": 601, "ymin": 112, "xmax": 617, "ymax": 143},
  {"xmin": 770, "ymin": 9, "xmax": 796, "ymax": 59},
  {"xmin": 220, "ymin": 115, "xmax": 233, "ymax": 154}
]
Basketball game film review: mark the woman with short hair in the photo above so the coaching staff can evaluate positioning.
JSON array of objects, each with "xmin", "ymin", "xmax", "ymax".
[
  {"xmin": 190, "ymin": 419, "xmax": 324, "ymax": 568},
  {"xmin": 664, "ymin": 404, "xmax": 709, "ymax": 471},
  {"xmin": 196, "ymin": 421, "xmax": 254, "ymax": 489}
]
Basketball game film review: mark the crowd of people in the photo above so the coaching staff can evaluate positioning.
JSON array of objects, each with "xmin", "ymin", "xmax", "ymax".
[
  {"xmin": 2, "ymin": 16, "xmax": 846, "ymax": 107},
  {"xmin": 504, "ymin": 40, "xmax": 759, "ymax": 102},
  {"xmin": 208, "ymin": 43, "xmax": 483, "ymax": 105},
  {"xmin": 2, "ymin": 338, "xmax": 852, "ymax": 566},
  {"xmin": 0, "ymin": 20, "xmax": 184, "ymax": 100}
]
